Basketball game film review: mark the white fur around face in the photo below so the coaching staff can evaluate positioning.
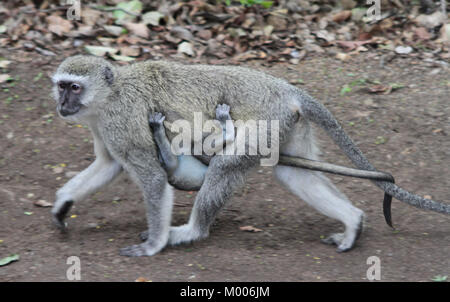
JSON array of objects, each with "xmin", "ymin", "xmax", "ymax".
[
  {"xmin": 51, "ymin": 73, "xmax": 89, "ymax": 86},
  {"xmin": 51, "ymin": 72, "xmax": 96, "ymax": 113}
]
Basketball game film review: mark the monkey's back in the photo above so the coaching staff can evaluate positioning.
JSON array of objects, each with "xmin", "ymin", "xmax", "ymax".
[
  {"xmin": 116, "ymin": 60, "xmax": 300, "ymax": 123},
  {"xmin": 100, "ymin": 60, "xmax": 306, "ymax": 154}
]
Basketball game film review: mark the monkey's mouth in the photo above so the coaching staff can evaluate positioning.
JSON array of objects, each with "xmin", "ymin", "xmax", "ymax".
[{"xmin": 58, "ymin": 104, "xmax": 84, "ymax": 117}]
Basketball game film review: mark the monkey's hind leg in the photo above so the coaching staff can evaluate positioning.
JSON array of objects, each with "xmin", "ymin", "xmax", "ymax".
[
  {"xmin": 274, "ymin": 120, "xmax": 364, "ymax": 252},
  {"xmin": 275, "ymin": 166, "xmax": 364, "ymax": 252}
]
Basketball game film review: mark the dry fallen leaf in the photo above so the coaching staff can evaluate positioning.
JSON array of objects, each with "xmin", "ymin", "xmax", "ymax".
[
  {"xmin": 315, "ymin": 30, "xmax": 336, "ymax": 43},
  {"xmin": 414, "ymin": 27, "xmax": 432, "ymax": 40},
  {"xmin": 52, "ymin": 166, "xmax": 64, "ymax": 174},
  {"xmin": 81, "ymin": 7, "xmax": 102, "ymax": 26},
  {"xmin": 401, "ymin": 147, "xmax": 413, "ymax": 155},
  {"xmin": 234, "ymin": 50, "xmax": 266, "ymax": 62},
  {"xmin": 109, "ymin": 54, "xmax": 135, "ymax": 62},
  {"xmin": 336, "ymin": 40, "xmax": 373, "ymax": 51},
  {"xmin": 85, "ymin": 45, "xmax": 118, "ymax": 57},
  {"xmin": 177, "ymin": 41, "xmax": 195, "ymax": 57},
  {"xmin": 267, "ymin": 14, "xmax": 288, "ymax": 31},
  {"xmin": 46, "ymin": 15, "xmax": 73, "ymax": 36},
  {"xmin": 0, "ymin": 74, "xmax": 12, "ymax": 83},
  {"xmin": 73, "ymin": 25, "xmax": 95, "ymax": 37},
  {"xmin": 0, "ymin": 60, "xmax": 12, "ymax": 68},
  {"xmin": 368, "ymin": 84, "xmax": 391, "ymax": 94},
  {"xmin": 135, "ymin": 277, "xmax": 151, "ymax": 282},
  {"xmin": 124, "ymin": 22, "xmax": 150, "ymax": 39},
  {"xmin": 197, "ymin": 29, "xmax": 212, "ymax": 41},
  {"xmin": 336, "ymin": 52, "xmax": 351, "ymax": 61},
  {"xmin": 142, "ymin": 11, "xmax": 165, "ymax": 26},
  {"xmin": 34, "ymin": 200, "xmax": 53, "ymax": 207},
  {"xmin": 352, "ymin": 110, "xmax": 372, "ymax": 118},
  {"xmin": 395, "ymin": 46, "xmax": 413, "ymax": 55},
  {"xmin": 239, "ymin": 225, "xmax": 263, "ymax": 232},
  {"xmin": 332, "ymin": 10, "xmax": 352, "ymax": 23},
  {"xmin": 103, "ymin": 25, "xmax": 124, "ymax": 37},
  {"xmin": 120, "ymin": 46, "xmax": 140, "ymax": 57},
  {"xmin": 170, "ymin": 26, "xmax": 194, "ymax": 41}
]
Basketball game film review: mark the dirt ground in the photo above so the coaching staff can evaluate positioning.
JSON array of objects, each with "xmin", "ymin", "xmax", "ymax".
[{"xmin": 0, "ymin": 50, "xmax": 448, "ymax": 282}]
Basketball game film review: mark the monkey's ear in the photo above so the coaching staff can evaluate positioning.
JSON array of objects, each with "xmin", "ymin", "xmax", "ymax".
[{"xmin": 104, "ymin": 67, "xmax": 114, "ymax": 85}]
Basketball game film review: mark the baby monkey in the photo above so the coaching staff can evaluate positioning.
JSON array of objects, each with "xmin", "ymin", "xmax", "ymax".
[{"xmin": 149, "ymin": 104, "xmax": 235, "ymax": 191}]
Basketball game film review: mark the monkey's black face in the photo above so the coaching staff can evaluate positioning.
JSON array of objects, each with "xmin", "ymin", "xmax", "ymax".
[{"xmin": 56, "ymin": 81, "xmax": 84, "ymax": 116}]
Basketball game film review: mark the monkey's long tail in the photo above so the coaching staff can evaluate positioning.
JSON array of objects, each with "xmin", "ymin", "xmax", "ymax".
[{"xmin": 300, "ymin": 96, "xmax": 450, "ymax": 216}]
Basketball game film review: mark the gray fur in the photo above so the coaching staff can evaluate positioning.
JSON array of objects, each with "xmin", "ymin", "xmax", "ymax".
[
  {"xmin": 51, "ymin": 55, "xmax": 449, "ymax": 256},
  {"xmin": 148, "ymin": 104, "xmax": 235, "ymax": 191}
]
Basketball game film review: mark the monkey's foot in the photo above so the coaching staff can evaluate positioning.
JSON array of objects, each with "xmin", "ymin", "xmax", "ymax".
[
  {"xmin": 321, "ymin": 219, "xmax": 363, "ymax": 253},
  {"xmin": 51, "ymin": 200, "xmax": 74, "ymax": 231},
  {"xmin": 168, "ymin": 224, "xmax": 208, "ymax": 246},
  {"xmin": 321, "ymin": 233, "xmax": 357, "ymax": 252},
  {"xmin": 119, "ymin": 242, "xmax": 164, "ymax": 257}
]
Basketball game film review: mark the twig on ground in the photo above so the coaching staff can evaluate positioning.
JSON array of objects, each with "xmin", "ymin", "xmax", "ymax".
[
  {"xmin": 21, "ymin": 6, "xmax": 70, "ymax": 14},
  {"xmin": 20, "ymin": 4, "xmax": 140, "ymax": 18},
  {"xmin": 87, "ymin": 4, "xmax": 140, "ymax": 17}
]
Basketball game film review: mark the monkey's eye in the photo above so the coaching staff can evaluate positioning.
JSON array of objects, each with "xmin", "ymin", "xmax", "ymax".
[
  {"xmin": 58, "ymin": 83, "xmax": 65, "ymax": 92},
  {"xmin": 71, "ymin": 83, "xmax": 81, "ymax": 94}
]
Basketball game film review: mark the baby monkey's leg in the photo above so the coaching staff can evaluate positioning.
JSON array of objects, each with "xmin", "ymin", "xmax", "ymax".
[{"xmin": 148, "ymin": 112, "xmax": 178, "ymax": 176}]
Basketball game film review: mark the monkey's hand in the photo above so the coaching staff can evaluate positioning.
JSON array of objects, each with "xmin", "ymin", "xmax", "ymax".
[
  {"xmin": 215, "ymin": 104, "xmax": 231, "ymax": 122},
  {"xmin": 148, "ymin": 112, "xmax": 166, "ymax": 131},
  {"xmin": 51, "ymin": 200, "xmax": 74, "ymax": 231}
]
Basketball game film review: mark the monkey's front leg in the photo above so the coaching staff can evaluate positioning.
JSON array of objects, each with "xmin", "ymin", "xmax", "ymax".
[
  {"xmin": 52, "ymin": 158, "xmax": 122, "ymax": 230},
  {"xmin": 117, "ymin": 147, "xmax": 174, "ymax": 257}
]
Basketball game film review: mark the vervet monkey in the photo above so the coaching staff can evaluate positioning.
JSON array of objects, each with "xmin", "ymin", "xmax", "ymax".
[{"xmin": 51, "ymin": 55, "xmax": 449, "ymax": 256}]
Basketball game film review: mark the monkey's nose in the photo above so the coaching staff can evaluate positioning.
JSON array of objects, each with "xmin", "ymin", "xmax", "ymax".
[
  {"xmin": 60, "ymin": 106, "xmax": 79, "ymax": 116},
  {"xmin": 59, "ymin": 108, "xmax": 71, "ymax": 116}
]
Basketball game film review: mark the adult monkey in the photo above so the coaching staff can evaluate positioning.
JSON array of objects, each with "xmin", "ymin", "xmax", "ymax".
[{"xmin": 51, "ymin": 55, "xmax": 449, "ymax": 256}]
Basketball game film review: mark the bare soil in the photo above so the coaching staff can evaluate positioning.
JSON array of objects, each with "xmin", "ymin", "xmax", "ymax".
[{"xmin": 0, "ymin": 51, "xmax": 448, "ymax": 281}]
